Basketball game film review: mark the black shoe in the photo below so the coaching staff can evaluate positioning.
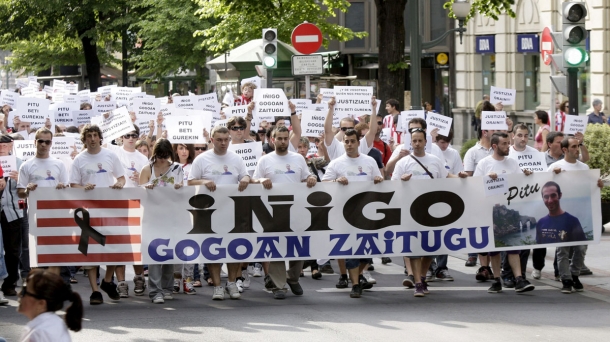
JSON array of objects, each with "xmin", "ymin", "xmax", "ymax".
[
  {"xmin": 359, "ymin": 275, "xmax": 373, "ymax": 290},
  {"xmin": 311, "ymin": 271, "xmax": 322, "ymax": 280},
  {"xmin": 561, "ymin": 279, "xmax": 573, "ymax": 294},
  {"xmin": 90, "ymin": 291, "xmax": 104, "ymax": 305},
  {"xmin": 488, "ymin": 281, "xmax": 502, "ymax": 293},
  {"xmin": 319, "ymin": 265, "xmax": 334, "ymax": 274},
  {"xmin": 515, "ymin": 278, "xmax": 535, "ymax": 293},
  {"xmin": 580, "ymin": 266, "xmax": 593, "ymax": 276},
  {"xmin": 502, "ymin": 278, "xmax": 515, "ymax": 288},
  {"xmin": 287, "ymin": 282, "xmax": 303, "ymax": 296},
  {"xmin": 264, "ymin": 275, "xmax": 276, "ymax": 290},
  {"xmin": 100, "ymin": 280, "xmax": 120, "ymax": 300},
  {"xmin": 572, "ymin": 276, "xmax": 584, "ymax": 292},
  {"xmin": 336, "ymin": 275, "xmax": 348, "ymax": 289},
  {"xmin": 381, "ymin": 257, "xmax": 392, "ymax": 265},
  {"xmin": 465, "ymin": 256, "xmax": 477, "ymax": 267},
  {"xmin": 367, "ymin": 265, "xmax": 374, "ymax": 271},
  {"xmin": 350, "ymin": 284, "xmax": 362, "ymax": 298},
  {"xmin": 2, "ymin": 288, "xmax": 16, "ymax": 296}
]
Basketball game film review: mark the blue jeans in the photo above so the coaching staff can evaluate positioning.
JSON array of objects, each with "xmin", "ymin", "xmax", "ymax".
[{"xmin": 345, "ymin": 258, "xmax": 372, "ymax": 270}]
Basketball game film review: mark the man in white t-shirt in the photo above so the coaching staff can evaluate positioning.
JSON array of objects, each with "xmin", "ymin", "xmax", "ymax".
[
  {"xmin": 392, "ymin": 129, "xmax": 467, "ymax": 297},
  {"xmin": 436, "ymin": 132, "xmax": 464, "ymax": 175},
  {"xmin": 188, "ymin": 126, "xmax": 250, "ymax": 301},
  {"xmin": 69, "ymin": 124, "xmax": 126, "ymax": 305},
  {"xmin": 386, "ymin": 118, "xmax": 446, "ymax": 175},
  {"xmin": 105, "ymin": 125, "xmax": 149, "ymax": 298},
  {"xmin": 323, "ymin": 96, "xmax": 378, "ymax": 160},
  {"xmin": 474, "ymin": 132, "xmax": 535, "ymax": 294},
  {"xmin": 322, "ymin": 128, "xmax": 384, "ymax": 298},
  {"xmin": 17, "ymin": 127, "xmax": 69, "ymax": 279},
  {"xmin": 252, "ymin": 126, "xmax": 317, "ymax": 299},
  {"xmin": 546, "ymin": 136, "xmax": 603, "ymax": 294}
]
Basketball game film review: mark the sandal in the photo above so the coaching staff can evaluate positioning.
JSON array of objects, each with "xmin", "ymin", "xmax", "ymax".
[
  {"xmin": 206, "ymin": 278, "xmax": 214, "ymax": 286},
  {"xmin": 70, "ymin": 277, "xmax": 78, "ymax": 284},
  {"xmin": 192, "ymin": 280, "xmax": 202, "ymax": 287}
]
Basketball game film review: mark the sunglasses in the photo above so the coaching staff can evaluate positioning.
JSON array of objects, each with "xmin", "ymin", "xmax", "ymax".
[
  {"xmin": 194, "ymin": 146, "xmax": 207, "ymax": 151},
  {"xmin": 339, "ymin": 126, "xmax": 354, "ymax": 132},
  {"xmin": 230, "ymin": 126, "xmax": 246, "ymax": 131},
  {"xmin": 123, "ymin": 134, "xmax": 139, "ymax": 139},
  {"xmin": 408, "ymin": 127, "xmax": 425, "ymax": 134},
  {"xmin": 37, "ymin": 139, "xmax": 52, "ymax": 145},
  {"xmin": 377, "ymin": 121, "xmax": 383, "ymax": 126},
  {"xmin": 19, "ymin": 286, "xmax": 45, "ymax": 300}
]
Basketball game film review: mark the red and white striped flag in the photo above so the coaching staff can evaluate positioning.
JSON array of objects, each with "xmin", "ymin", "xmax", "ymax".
[{"xmin": 31, "ymin": 198, "xmax": 143, "ymax": 266}]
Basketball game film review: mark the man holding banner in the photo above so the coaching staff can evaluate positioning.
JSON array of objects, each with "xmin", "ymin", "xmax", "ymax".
[
  {"xmin": 252, "ymin": 126, "xmax": 317, "ymax": 300},
  {"xmin": 69, "ymin": 124, "xmax": 126, "ymax": 305},
  {"xmin": 188, "ymin": 126, "xmax": 250, "ymax": 301}
]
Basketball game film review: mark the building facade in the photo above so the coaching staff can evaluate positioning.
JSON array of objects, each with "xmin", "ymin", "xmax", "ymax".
[{"xmin": 453, "ymin": 0, "xmax": 610, "ymax": 145}]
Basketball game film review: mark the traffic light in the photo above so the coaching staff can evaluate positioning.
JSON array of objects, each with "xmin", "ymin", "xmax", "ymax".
[{"xmin": 262, "ymin": 28, "xmax": 277, "ymax": 69}]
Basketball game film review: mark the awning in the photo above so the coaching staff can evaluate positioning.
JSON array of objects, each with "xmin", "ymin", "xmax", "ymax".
[{"xmin": 207, "ymin": 39, "xmax": 299, "ymax": 69}]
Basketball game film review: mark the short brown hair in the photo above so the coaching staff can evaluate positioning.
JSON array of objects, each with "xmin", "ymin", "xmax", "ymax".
[
  {"xmin": 80, "ymin": 124, "xmax": 103, "ymax": 144},
  {"xmin": 35, "ymin": 127, "xmax": 54, "ymax": 140},
  {"xmin": 227, "ymin": 116, "xmax": 246, "ymax": 129}
]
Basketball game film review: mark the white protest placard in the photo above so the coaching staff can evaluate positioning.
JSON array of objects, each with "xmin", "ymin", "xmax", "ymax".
[
  {"xmin": 15, "ymin": 97, "xmax": 51, "ymax": 129},
  {"xmin": 401, "ymin": 132, "xmax": 433, "ymax": 153},
  {"xmin": 98, "ymin": 85, "xmax": 116, "ymax": 98},
  {"xmin": 73, "ymin": 110, "xmax": 94, "ymax": 126},
  {"xmin": 173, "ymin": 96, "xmax": 195, "ymax": 110},
  {"xmin": 380, "ymin": 128, "xmax": 392, "ymax": 144},
  {"xmin": 300, "ymin": 110, "xmax": 326, "ymax": 137},
  {"xmin": 27, "ymin": 76, "xmax": 37, "ymax": 83},
  {"xmin": 400, "ymin": 110, "xmax": 426, "ymax": 132},
  {"xmin": 490, "ymin": 86, "xmax": 516, "ymax": 106},
  {"xmin": 20, "ymin": 87, "xmax": 37, "ymax": 98},
  {"xmin": 223, "ymin": 105, "xmax": 249, "ymax": 118},
  {"xmin": 510, "ymin": 150, "xmax": 548, "ymax": 172},
  {"xmin": 253, "ymin": 88, "xmax": 290, "ymax": 117},
  {"xmin": 65, "ymin": 83, "xmax": 78, "ymax": 95},
  {"xmin": 111, "ymin": 87, "xmax": 142, "ymax": 107},
  {"xmin": 28, "ymin": 81, "xmax": 40, "ymax": 90},
  {"xmin": 43, "ymin": 86, "xmax": 53, "ymax": 95},
  {"xmin": 213, "ymin": 119, "xmax": 228, "ymax": 128},
  {"xmin": 0, "ymin": 155, "xmax": 17, "ymax": 174},
  {"xmin": 53, "ymin": 80, "xmax": 66, "ymax": 94},
  {"xmin": 222, "ymin": 90, "xmax": 234, "ymax": 106},
  {"xmin": 564, "ymin": 115, "xmax": 587, "ymax": 135},
  {"xmin": 334, "ymin": 86, "xmax": 373, "ymax": 118},
  {"xmin": 308, "ymin": 103, "xmax": 328, "ymax": 112},
  {"xmin": 93, "ymin": 101, "xmax": 117, "ymax": 116},
  {"xmin": 78, "ymin": 89, "xmax": 90, "ymax": 96},
  {"xmin": 51, "ymin": 103, "xmax": 77, "ymax": 127},
  {"xmin": 319, "ymin": 88, "xmax": 334, "ymax": 103},
  {"xmin": 483, "ymin": 175, "xmax": 508, "ymax": 197},
  {"xmin": 426, "ymin": 112, "xmax": 453, "ymax": 137},
  {"xmin": 16, "ymin": 78, "xmax": 29, "ymax": 89},
  {"xmin": 63, "ymin": 95, "xmax": 78, "ymax": 104},
  {"xmin": 49, "ymin": 137, "xmax": 76, "ymax": 158},
  {"xmin": 33, "ymin": 92, "xmax": 47, "ymax": 100},
  {"xmin": 1, "ymin": 90, "xmax": 18, "ymax": 108},
  {"xmin": 227, "ymin": 141, "xmax": 263, "ymax": 172},
  {"xmin": 133, "ymin": 98, "xmax": 160, "ymax": 135},
  {"xmin": 308, "ymin": 142, "xmax": 318, "ymax": 157},
  {"xmin": 165, "ymin": 116, "xmax": 205, "ymax": 144},
  {"xmin": 193, "ymin": 93, "xmax": 219, "ymax": 114},
  {"xmin": 13, "ymin": 141, "xmax": 37, "ymax": 162},
  {"xmin": 291, "ymin": 99, "xmax": 311, "ymax": 114},
  {"xmin": 127, "ymin": 92, "xmax": 146, "ymax": 111},
  {"xmin": 241, "ymin": 76, "xmax": 261, "ymax": 89},
  {"xmin": 99, "ymin": 107, "xmax": 136, "ymax": 142},
  {"xmin": 481, "ymin": 111, "xmax": 508, "ymax": 130}
]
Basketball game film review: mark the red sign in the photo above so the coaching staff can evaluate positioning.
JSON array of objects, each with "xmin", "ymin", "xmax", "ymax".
[
  {"xmin": 291, "ymin": 23, "xmax": 323, "ymax": 55},
  {"xmin": 541, "ymin": 27, "xmax": 553, "ymax": 66}
]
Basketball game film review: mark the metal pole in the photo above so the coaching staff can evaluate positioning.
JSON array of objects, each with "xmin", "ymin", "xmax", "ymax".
[
  {"xmin": 267, "ymin": 69, "xmax": 273, "ymax": 89},
  {"xmin": 550, "ymin": 62, "xmax": 555, "ymax": 130},
  {"xmin": 409, "ymin": 0, "xmax": 422, "ymax": 110},
  {"xmin": 567, "ymin": 68, "xmax": 578, "ymax": 115},
  {"xmin": 305, "ymin": 75, "xmax": 310, "ymax": 101}
]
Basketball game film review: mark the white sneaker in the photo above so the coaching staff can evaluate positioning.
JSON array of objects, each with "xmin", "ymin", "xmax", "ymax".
[
  {"xmin": 220, "ymin": 269, "xmax": 228, "ymax": 278},
  {"xmin": 117, "ymin": 281, "xmax": 129, "ymax": 298},
  {"xmin": 362, "ymin": 271, "xmax": 377, "ymax": 284},
  {"xmin": 0, "ymin": 290, "xmax": 8, "ymax": 304},
  {"xmin": 532, "ymin": 269, "xmax": 541, "ymax": 280},
  {"xmin": 225, "ymin": 282, "xmax": 241, "ymax": 299},
  {"xmin": 163, "ymin": 292, "xmax": 173, "ymax": 300},
  {"xmin": 152, "ymin": 295, "xmax": 164, "ymax": 304},
  {"xmin": 425, "ymin": 270, "xmax": 436, "ymax": 282},
  {"xmin": 247, "ymin": 265, "xmax": 254, "ymax": 275},
  {"xmin": 236, "ymin": 279, "xmax": 244, "ymax": 293},
  {"xmin": 241, "ymin": 270, "xmax": 251, "ymax": 288},
  {"xmin": 212, "ymin": 286, "xmax": 225, "ymax": 300},
  {"xmin": 253, "ymin": 264, "xmax": 263, "ymax": 277},
  {"xmin": 133, "ymin": 275, "xmax": 146, "ymax": 296}
]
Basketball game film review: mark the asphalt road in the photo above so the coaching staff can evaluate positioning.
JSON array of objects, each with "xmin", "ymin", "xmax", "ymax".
[{"xmin": 1, "ymin": 233, "xmax": 609, "ymax": 342}]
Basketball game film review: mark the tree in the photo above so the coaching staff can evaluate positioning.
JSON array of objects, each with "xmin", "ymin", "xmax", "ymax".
[
  {"xmin": 374, "ymin": 0, "xmax": 516, "ymax": 111},
  {"xmin": 0, "ymin": 0, "xmax": 133, "ymax": 91},
  {"xmin": 194, "ymin": 0, "xmax": 367, "ymax": 54},
  {"xmin": 129, "ymin": 0, "xmax": 214, "ymax": 90}
]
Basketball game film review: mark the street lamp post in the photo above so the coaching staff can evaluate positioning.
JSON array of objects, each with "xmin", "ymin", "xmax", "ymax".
[{"xmin": 408, "ymin": 0, "xmax": 471, "ymax": 110}]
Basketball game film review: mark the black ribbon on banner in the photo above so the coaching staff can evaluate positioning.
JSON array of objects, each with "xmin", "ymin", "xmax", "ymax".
[{"xmin": 74, "ymin": 208, "xmax": 107, "ymax": 256}]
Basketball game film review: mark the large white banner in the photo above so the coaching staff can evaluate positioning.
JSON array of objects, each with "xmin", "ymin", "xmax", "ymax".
[{"xmin": 27, "ymin": 171, "xmax": 601, "ymax": 266}]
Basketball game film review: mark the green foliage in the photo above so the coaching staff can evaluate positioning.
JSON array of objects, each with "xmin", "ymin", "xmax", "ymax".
[
  {"xmin": 194, "ymin": 0, "xmax": 367, "ymax": 54},
  {"xmin": 129, "ymin": 0, "xmax": 214, "ymax": 84},
  {"xmin": 460, "ymin": 138, "xmax": 478, "ymax": 160},
  {"xmin": 584, "ymin": 123, "xmax": 610, "ymax": 201},
  {"xmin": 443, "ymin": 0, "xmax": 516, "ymax": 22}
]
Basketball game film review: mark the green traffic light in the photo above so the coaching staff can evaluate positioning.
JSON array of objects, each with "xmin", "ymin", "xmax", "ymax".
[
  {"xmin": 564, "ymin": 47, "xmax": 587, "ymax": 66},
  {"xmin": 263, "ymin": 56, "xmax": 276, "ymax": 68}
]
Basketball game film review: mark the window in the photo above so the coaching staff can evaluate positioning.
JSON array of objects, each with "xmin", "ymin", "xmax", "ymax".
[
  {"xmin": 430, "ymin": 0, "xmax": 449, "ymax": 41},
  {"xmin": 345, "ymin": 2, "xmax": 365, "ymax": 49},
  {"xmin": 524, "ymin": 55, "xmax": 540, "ymax": 110}
]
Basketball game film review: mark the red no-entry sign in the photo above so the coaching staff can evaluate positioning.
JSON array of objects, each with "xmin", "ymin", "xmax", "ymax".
[
  {"xmin": 541, "ymin": 27, "xmax": 554, "ymax": 66},
  {"xmin": 291, "ymin": 23, "xmax": 323, "ymax": 55}
]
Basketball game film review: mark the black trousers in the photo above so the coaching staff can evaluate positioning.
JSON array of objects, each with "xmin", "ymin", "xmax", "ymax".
[
  {"xmin": 532, "ymin": 248, "xmax": 546, "ymax": 271},
  {"xmin": 1, "ymin": 212, "xmax": 23, "ymax": 291},
  {"xmin": 500, "ymin": 249, "xmax": 530, "ymax": 279}
]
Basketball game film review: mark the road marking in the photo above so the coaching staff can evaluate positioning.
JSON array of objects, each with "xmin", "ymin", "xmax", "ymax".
[{"xmin": 317, "ymin": 286, "xmax": 556, "ymax": 293}]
